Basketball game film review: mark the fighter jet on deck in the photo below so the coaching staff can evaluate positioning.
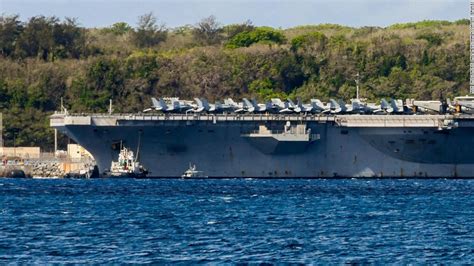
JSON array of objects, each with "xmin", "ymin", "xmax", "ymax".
[{"xmin": 270, "ymin": 98, "xmax": 293, "ymax": 114}]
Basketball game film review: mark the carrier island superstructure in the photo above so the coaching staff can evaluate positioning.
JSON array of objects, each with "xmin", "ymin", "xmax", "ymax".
[{"xmin": 50, "ymin": 1, "xmax": 474, "ymax": 178}]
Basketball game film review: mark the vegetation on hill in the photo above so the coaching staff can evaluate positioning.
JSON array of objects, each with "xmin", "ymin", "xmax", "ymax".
[{"xmin": 0, "ymin": 14, "xmax": 470, "ymax": 149}]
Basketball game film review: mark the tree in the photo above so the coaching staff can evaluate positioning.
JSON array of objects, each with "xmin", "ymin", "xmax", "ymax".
[
  {"xmin": 290, "ymin": 32, "xmax": 327, "ymax": 52},
  {"xmin": 192, "ymin": 16, "xmax": 222, "ymax": 45},
  {"xmin": 248, "ymin": 78, "xmax": 286, "ymax": 100},
  {"xmin": 53, "ymin": 17, "xmax": 85, "ymax": 59},
  {"xmin": 417, "ymin": 32, "xmax": 443, "ymax": 47},
  {"xmin": 15, "ymin": 16, "xmax": 58, "ymax": 60},
  {"xmin": 223, "ymin": 20, "xmax": 254, "ymax": 40},
  {"xmin": 0, "ymin": 15, "xmax": 23, "ymax": 57},
  {"xmin": 105, "ymin": 22, "xmax": 132, "ymax": 35},
  {"xmin": 226, "ymin": 27, "xmax": 286, "ymax": 48},
  {"xmin": 132, "ymin": 13, "xmax": 167, "ymax": 48}
]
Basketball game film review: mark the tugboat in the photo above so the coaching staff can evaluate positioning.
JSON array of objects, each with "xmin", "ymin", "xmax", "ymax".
[
  {"xmin": 106, "ymin": 146, "xmax": 148, "ymax": 178},
  {"xmin": 181, "ymin": 163, "xmax": 208, "ymax": 179}
]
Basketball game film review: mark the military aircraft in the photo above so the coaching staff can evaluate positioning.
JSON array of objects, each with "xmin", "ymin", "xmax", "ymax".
[
  {"xmin": 407, "ymin": 99, "xmax": 444, "ymax": 114},
  {"xmin": 380, "ymin": 99, "xmax": 404, "ymax": 114},
  {"xmin": 254, "ymin": 99, "xmax": 273, "ymax": 112},
  {"xmin": 270, "ymin": 98, "xmax": 293, "ymax": 114},
  {"xmin": 241, "ymin": 98, "xmax": 257, "ymax": 113},
  {"xmin": 450, "ymin": 96, "xmax": 474, "ymax": 114},
  {"xmin": 290, "ymin": 98, "xmax": 313, "ymax": 113},
  {"xmin": 242, "ymin": 98, "xmax": 272, "ymax": 113},
  {"xmin": 349, "ymin": 99, "xmax": 387, "ymax": 114},
  {"xmin": 310, "ymin": 99, "xmax": 331, "ymax": 113},
  {"xmin": 224, "ymin": 98, "xmax": 244, "ymax": 113},
  {"xmin": 348, "ymin": 99, "xmax": 368, "ymax": 114},
  {"xmin": 143, "ymin": 97, "xmax": 179, "ymax": 112},
  {"xmin": 187, "ymin": 98, "xmax": 215, "ymax": 113},
  {"xmin": 192, "ymin": 98, "xmax": 209, "ymax": 113},
  {"xmin": 329, "ymin": 99, "xmax": 348, "ymax": 114}
]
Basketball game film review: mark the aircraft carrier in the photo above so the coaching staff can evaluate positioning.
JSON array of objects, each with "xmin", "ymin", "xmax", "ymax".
[
  {"xmin": 50, "ymin": 108, "xmax": 474, "ymax": 178},
  {"xmin": 49, "ymin": 1, "xmax": 474, "ymax": 178}
]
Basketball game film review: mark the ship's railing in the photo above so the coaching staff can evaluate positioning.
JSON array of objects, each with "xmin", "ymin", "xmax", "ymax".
[
  {"xmin": 88, "ymin": 113, "xmax": 339, "ymax": 122},
  {"xmin": 120, "ymin": 113, "xmax": 336, "ymax": 121},
  {"xmin": 52, "ymin": 112, "xmax": 466, "ymax": 128},
  {"xmin": 335, "ymin": 115, "xmax": 455, "ymax": 128}
]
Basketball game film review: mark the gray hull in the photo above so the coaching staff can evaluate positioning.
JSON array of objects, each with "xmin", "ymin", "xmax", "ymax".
[{"xmin": 52, "ymin": 114, "xmax": 474, "ymax": 178}]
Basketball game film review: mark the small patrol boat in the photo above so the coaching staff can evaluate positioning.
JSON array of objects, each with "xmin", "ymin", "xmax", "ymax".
[
  {"xmin": 181, "ymin": 163, "xmax": 207, "ymax": 179},
  {"xmin": 106, "ymin": 146, "xmax": 148, "ymax": 178}
]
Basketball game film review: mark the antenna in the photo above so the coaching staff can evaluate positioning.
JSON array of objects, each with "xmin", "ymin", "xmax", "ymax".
[
  {"xmin": 471, "ymin": 0, "xmax": 474, "ymax": 94},
  {"xmin": 135, "ymin": 130, "xmax": 142, "ymax": 163},
  {"xmin": 355, "ymin": 72, "xmax": 360, "ymax": 100},
  {"xmin": 60, "ymin": 97, "xmax": 67, "ymax": 114},
  {"xmin": 108, "ymin": 99, "xmax": 113, "ymax": 115}
]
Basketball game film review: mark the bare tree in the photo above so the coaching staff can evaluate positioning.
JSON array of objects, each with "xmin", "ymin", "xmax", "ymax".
[
  {"xmin": 133, "ymin": 12, "xmax": 167, "ymax": 48},
  {"xmin": 224, "ymin": 19, "xmax": 254, "ymax": 40},
  {"xmin": 192, "ymin": 15, "xmax": 222, "ymax": 45}
]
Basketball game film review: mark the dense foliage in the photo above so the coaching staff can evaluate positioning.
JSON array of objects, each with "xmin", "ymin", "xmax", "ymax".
[{"xmin": 0, "ymin": 15, "xmax": 470, "ymax": 149}]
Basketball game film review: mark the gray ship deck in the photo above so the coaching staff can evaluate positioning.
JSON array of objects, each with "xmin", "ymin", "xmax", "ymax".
[{"xmin": 51, "ymin": 112, "xmax": 470, "ymax": 129}]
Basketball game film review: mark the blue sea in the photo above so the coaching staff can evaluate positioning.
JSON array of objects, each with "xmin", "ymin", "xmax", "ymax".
[{"xmin": 0, "ymin": 178, "xmax": 473, "ymax": 264}]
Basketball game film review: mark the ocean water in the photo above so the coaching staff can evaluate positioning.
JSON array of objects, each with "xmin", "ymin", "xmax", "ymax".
[{"xmin": 0, "ymin": 178, "xmax": 473, "ymax": 264}]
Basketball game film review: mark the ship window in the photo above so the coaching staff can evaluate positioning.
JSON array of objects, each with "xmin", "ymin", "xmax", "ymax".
[
  {"xmin": 428, "ymin": 140, "xmax": 437, "ymax": 145},
  {"xmin": 405, "ymin": 139, "xmax": 415, "ymax": 144},
  {"xmin": 208, "ymin": 129, "xmax": 215, "ymax": 133},
  {"xmin": 340, "ymin": 130, "xmax": 349, "ymax": 135},
  {"xmin": 198, "ymin": 129, "xmax": 203, "ymax": 133},
  {"xmin": 388, "ymin": 141, "xmax": 396, "ymax": 145}
]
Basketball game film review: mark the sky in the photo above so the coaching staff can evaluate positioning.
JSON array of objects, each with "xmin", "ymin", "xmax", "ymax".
[{"xmin": 0, "ymin": 0, "xmax": 470, "ymax": 29}]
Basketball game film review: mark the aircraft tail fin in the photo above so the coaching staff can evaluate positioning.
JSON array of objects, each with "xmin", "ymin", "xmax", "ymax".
[
  {"xmin": 152, "ymin": 97, "xmax": 167, "ymax": 111},
  {"xmin": 170, "ymin": 99, "xmax": 180, "ymax": 111},
  {"xmin": 202, "ymin": 99, "xmax": 210, "ymax": 110},
  {"xmin": 151, "ymin": 97, "xmax": 159, "ymax": 107},
  {"xmin": 194, "ymin": 98, "xmax": 204, "ymax": 108},
  {"xmin": 311, "ymin": 99, "xmax": 324, "ymax": 109},
  {"xmin": 381, "ymin": 99, "xmax": 389, "ymax": 110},
  {"xmin": 242, "ymin": 98, "xmax": 253, "ymax": 108},
  {"xmin": 251, "ymin": 99, "xmax": 260, "ymax": 108}
]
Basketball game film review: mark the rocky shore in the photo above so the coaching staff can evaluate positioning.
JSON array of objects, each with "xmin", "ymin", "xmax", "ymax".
[{"xmin": 0, "ymin": 160, "xmax": 95, "ymax": 178}]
